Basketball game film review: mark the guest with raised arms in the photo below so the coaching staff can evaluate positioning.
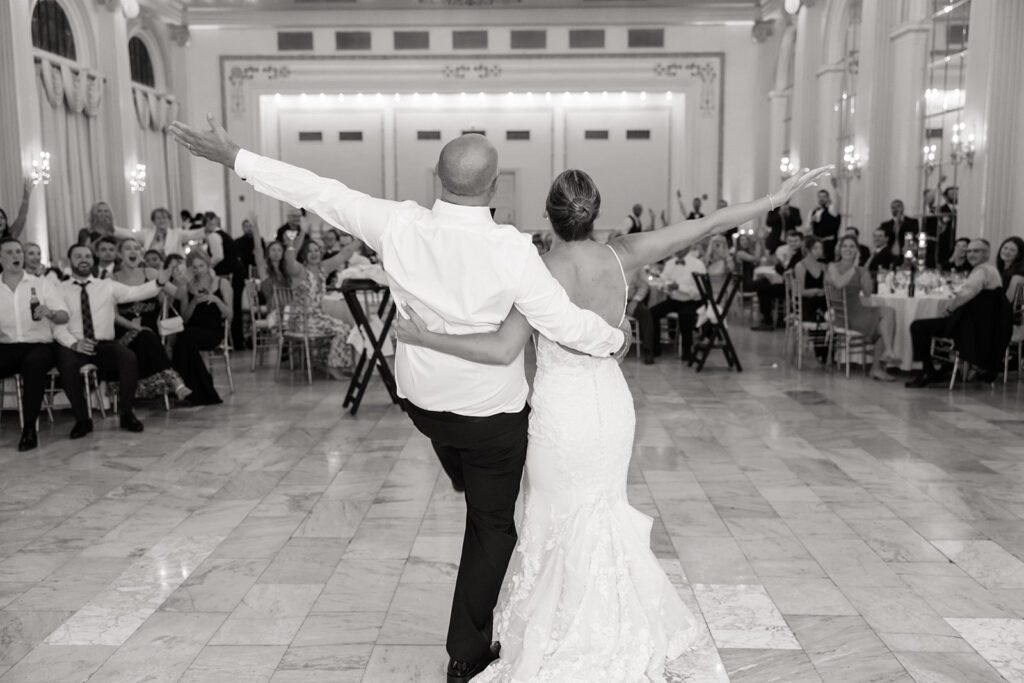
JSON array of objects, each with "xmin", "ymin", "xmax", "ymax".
[
  {"xmin": 52, "ymin": 244, "xmax": 174, "ymax": 438},
  {"xmin": 112, "ymin": 238, "xmax": 192, "ymax": 402},
  {"xmin": 0, "ymin": 178, "xmax": 34, "ymax": 241},
  {"xmin": 0, "ymin": 238, "xmax": 69, "ymax": 451},
  {"xmin": 825, "ymin": 235, "xmax": 898, "ymax": 382}
]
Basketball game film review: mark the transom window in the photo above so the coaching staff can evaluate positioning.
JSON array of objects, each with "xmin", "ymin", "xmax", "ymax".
[{"xmin": 128, "ymin": 36, "xmax": 156, "ymax": 87}]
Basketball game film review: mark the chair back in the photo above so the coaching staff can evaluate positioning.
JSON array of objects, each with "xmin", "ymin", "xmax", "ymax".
[
  {"xmin": 1011, "ymin": 280, "xmax": 1024, "ymax": 342},
  {"xmin": 273, "ymin": 286, "xmax": 297, "ymax": 336},
  {"xmin": 824, "ymin": 279, "xmax": 850, "ymax": 332},
  {"xmin": 246, "ymin": 279, "xmax": 265, "ymax": 324},
  {"xmin": 784, "ymin": 270, "xmax": 801, "ymax": 325}
]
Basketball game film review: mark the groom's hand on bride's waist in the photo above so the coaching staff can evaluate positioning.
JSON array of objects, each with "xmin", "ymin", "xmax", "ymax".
[{"xmin": 612, "ymin": 321, "xmax": 632, "ymax": 363}]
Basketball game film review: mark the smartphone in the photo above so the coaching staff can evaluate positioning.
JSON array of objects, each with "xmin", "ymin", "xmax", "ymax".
[{"xmin": 285, "ymin": 229, "xmax": 298, "ymax": 243}]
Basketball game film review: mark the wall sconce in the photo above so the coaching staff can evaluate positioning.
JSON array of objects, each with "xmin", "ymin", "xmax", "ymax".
[
  {"xmin": 950, "ymin": 122, "xmax": 976, "ymax": 168},
  {"xmin": 30, "ymin": 151, "xmax": 51, "ymax": 186},
  {"xmin": 129, "ymin": 164, "xmax": 147, "ymax": 193},
  {"xmin": 779, "ymin": 154, "xmax": 797, "ymax": 178},
  {"xmin": 922, "ymin": 143, "xmax": 938, "ymax": 174},
  {"xmin": 843, "ymin": 145, "xmax": 862, "ymax": 179}
]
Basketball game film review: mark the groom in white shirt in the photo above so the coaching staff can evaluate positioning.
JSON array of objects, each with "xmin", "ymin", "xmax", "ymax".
[{"xmin": 170, "ymin": 115, "xmax": 626, "ymax": 682}]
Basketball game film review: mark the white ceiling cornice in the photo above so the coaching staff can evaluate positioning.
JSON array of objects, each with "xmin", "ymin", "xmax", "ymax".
[{"xmin": 140, "ymin": 0, "xmax": 187, "ymax": 24}]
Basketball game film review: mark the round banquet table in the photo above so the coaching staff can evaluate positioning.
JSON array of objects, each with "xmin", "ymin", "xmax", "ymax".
[{"xmin": 869, "ymin": 291, "xmax": 949, "ymax": 370}]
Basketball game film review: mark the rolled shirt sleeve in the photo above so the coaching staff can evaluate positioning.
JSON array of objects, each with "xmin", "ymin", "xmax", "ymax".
[
  {"xmin": 512, "ymin": 249, "xmax": 625, "ymax": 357},
  {"xmin": 234, "ymin": 149, "xmax": 401, "ymax": 254}
]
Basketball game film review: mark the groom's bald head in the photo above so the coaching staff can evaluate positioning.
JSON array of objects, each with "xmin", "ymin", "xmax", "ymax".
[{"xmin": 437, "ymin": 134, "xmax": 498, "ymax": 204}]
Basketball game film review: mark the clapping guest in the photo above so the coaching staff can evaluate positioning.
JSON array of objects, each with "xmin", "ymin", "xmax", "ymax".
[
  {"xmin": 53, "ymin": 245, "xmax": 173, "ymax": 437},
  {"xmin": 281, "ymin": 227, "xmax": 359, "ymax": 378},
  {"xmin": 996, "ymin": 237, "xmax": 1024, "ymax": 300},
  {"xmin": 171, "ymin": 251, "xmax": 228, "ymax": 405},
  {"xmin": 112, "ymin": 238, "xmax": 191, "ymax": 402},
  {"xmin": 0, "ymin": 238, "xmax": 69, "ymax": 451},
  {"xmin": 826, "ymin": 236, "xmax": 898, "ymax": 382}
]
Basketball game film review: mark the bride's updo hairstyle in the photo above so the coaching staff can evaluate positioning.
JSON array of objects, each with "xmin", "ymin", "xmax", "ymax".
[{"xmin": 546, "ymin": 169, "xmax": 601, "ymax": 242}]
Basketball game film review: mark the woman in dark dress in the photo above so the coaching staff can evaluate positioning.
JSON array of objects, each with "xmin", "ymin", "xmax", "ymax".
[
  {"xmin": 172, "ymin": 251, "xmax": 230, "ymax": 405},
  {"xmin": 112, "ymin": 238, "xmax": 192, "ymax": 401}
]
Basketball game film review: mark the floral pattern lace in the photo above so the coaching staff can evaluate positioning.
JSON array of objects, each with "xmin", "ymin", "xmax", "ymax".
[{"xmin": 474, "ymin": 336, "xmax": 700, "ymax": 683}]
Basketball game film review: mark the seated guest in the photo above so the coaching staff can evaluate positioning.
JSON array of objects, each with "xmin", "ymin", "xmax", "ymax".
[
  {"xmin": 0, "ymin": 238, "xmax": 69, "ymax": 451},
  {"xmin": 140, "ymin": 207, "xmax": 205, "ymax": 256},
  {"xmin": 282, "ymin": 227, "xmax": 358, "ymax": 378},
  {"xmin": 94, "ymin": 236, "xmax": 118, "ymax": 279},
  {"xmin": 751, "ymin": 229, "xmax": 804, "ymax": 330},
  {"xmin": 795, "ymin": 237, "xmax": 828, "ymax": 361},
  {"xmin": 906, "ymin": 239, "xmax": 1010, "ymax": 387},
  {"xmin": 826, "ymin": 236, "xmax": 898, "ymax": 382},
  {"xmin": 703, "ymin": 234, "xmax": 733, "ymax": 296},
  {"xmin": 626, "ymin": 267, "xmax": 654, "ymax": 365},
  {"xmin": 254, "ymin": 240, "xmax": 291, "ymax": 303},
  {"xmin": 732, "ymin": 233, "xmax": 760, "ymax": 292},
  {"xmin": 112, "ymin": 238, "xmax": 192, "ymax": 402},
  {"xmin": 877, "ymin": 199, "xmax": 919, "ymax": 257},
  {"xmin": 865, "ymin": 227, "xmax": 903, "ymax": 273},
  {"xmin": 650, "ymin": 246, "xmax": 705, "ymax": 361},
  {"xmin": 996, "ymin": 237, "xmax": 1024, "ymax": 300},
  {"xmin": 76, "ymin": 201, "xmax": 134, "ymax": 248},
  {"xmin": 22, "ymin": 242, "xmax": 63, "ymax": 284},
  {"xmin": 52, "ymin": 245, "xmax": 172, "ymax": 438},
  {"xmin": 143, "ymin": 249, "xmax": 164, "ymax": 271},
  {"xmin": 947, "ymin": 238, "xmax": 972, "ymax": 275},
  {"xmin": 843, "ymin": 227, "xmax": 870, "ymax": 265},
  {"xmin": 172, "ymin": 251, "xmax": 228, "ymax": 405}
]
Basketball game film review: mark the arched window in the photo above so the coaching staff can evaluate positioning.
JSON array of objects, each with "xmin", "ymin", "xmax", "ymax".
[
  {"xmin": 128, "ymin": 36, "xmax": 156, "ymax": 87},
  {"xmin": 31, "ymin": 0, "xmax": 77, "ymax": 61}
]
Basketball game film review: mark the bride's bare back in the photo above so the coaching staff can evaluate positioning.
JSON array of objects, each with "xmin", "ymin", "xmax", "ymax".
[{"xmin": 542, "ymin": 240, "xmax": 626, "ymax": 330}]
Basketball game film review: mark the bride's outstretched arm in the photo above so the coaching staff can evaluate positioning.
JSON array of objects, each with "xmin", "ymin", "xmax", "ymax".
[
  {"xmin": 394, "ymin": 306, "xmax": 534, "ymax": 365},
  {"xmin": 614, "ymin": 166, "xmax": 833, "ymax": 273}
]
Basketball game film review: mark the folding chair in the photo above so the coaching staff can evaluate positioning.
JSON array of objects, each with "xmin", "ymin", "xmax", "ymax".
[
  {"xmin": 690, "ymin": 272, "xmax": 743, "ymax": 372},
  {"xmin": 341, "ymin": 279, "xmax": 401, "ymax": 415}
]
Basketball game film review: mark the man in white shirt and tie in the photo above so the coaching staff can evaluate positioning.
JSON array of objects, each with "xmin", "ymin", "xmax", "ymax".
[
  {"xmin": 52, "ymin": 244, "xmax": 172, "ymax": 438},
  {"xmin": 650, "ymin": 246, "xmax": 707, "ymax": 361},
  {"xmin": 170, "ymin": 115, "xmax": 626, "ymax": 682},
  {"xmin": 0, "ymin": 238, "xmax": 69, "ymax": 451}
]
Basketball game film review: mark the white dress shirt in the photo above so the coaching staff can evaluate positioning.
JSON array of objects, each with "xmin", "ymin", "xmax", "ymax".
[
  {"xmin": 949, "ymin": 262, "xmax": 1003, "ymax": 312},
  {"xmin": 205, "ymin": 230, "xmax": 224, "ymax": 267},
  {"xmin": 53, "ymin": 277, "xmax": 160, "ymax": 348},
  {"xmin": 661, "ymin": 254, "xmax": 706, "ymax": 302},
  {"xmin": 235, "ymin": 149, "xmax": 625, "ymax": 416},
  {"xmin": 0, "ymin": 273, "xmax": 67, "ymax": 344},
  {"xmin": 97, "ymin": 262, "xmax": 117, "ymax": 280}
]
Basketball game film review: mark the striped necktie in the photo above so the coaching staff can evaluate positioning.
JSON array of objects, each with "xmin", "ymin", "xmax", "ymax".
[{"xmin": 76, "ymin": 281, "xmax": 95, "ymax": 340}]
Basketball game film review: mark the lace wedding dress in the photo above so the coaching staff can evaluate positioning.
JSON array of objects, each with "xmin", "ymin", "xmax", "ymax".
[{"xmin": 475, "ymin": 246, "xmax": 700, "ymax": 683}]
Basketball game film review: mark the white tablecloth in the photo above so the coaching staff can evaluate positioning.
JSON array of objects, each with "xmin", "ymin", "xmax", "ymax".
[{"xmin": 870, "ymin": 292, "xmax": 948, "ymax": 370}]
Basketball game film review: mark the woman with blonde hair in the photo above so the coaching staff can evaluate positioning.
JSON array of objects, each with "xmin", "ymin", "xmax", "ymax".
[{"xmin": 171, "ymin": 250, "xmax": 229, "ymax": 404}]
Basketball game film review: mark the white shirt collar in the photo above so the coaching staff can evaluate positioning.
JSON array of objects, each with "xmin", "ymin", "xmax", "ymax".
[{"xmin": 431, "ymin": 199, "xmax": 496, "ymax": 225}]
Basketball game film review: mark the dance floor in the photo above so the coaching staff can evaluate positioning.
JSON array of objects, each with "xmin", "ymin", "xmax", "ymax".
[{"xmin": 2, "ymin": 329, "xmax": 1024, "ymax": 682}]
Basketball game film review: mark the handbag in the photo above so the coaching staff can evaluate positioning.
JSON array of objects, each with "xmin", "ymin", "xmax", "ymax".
[{"xmin": 159, "ymin": 302, "xmax": 185, "ymax": 337}]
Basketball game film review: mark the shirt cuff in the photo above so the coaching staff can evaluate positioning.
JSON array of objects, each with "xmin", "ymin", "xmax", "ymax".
[
  {"xmin": 53, "ymin": 327, "xmax": 77, "ymax": 348},
  {"xmin": 234, "ymin": 148, "xmax": 257, "ymax": 181}
]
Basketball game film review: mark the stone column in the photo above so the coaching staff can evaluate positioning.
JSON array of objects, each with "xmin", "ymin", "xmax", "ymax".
[
  {"xmin": 959, "ymin": 0, "xmax": 1024, "ymax": 246},
  {"xmin": 790, "ymin": 2, "xmax": 827, "ymax": 173},
  {"xmin": 886, "ymin": 20, "xmax": 929, "ymax": 219},
  {"xmin": 0, "ymin": 0, "xmax": 46, "ymax": 250},
  {"xmin": 95, "ymin": 2, "xmax": 142, "ymax": 232}
]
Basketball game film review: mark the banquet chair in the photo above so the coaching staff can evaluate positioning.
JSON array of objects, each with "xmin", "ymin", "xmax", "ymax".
[
  {"xmin": 823, "ymin": 281, "xmax": 874, "ymax": 378},
  {"xmin": 202, "ymin": 326, "xmax": 235, "ymax": 394},
  {"xmin": 0, "ymin": 374, "xmax": 26, "ymax": 429},
  {"xmin": 274, "ymin": 286, "xmax": 333, "ymax": 384},
  {"xmin": 247, "ymin": 280, "xmax": 278, "ymax": 370},
  {"xmin": 929, "ymin": 337, "xmax": 969, "ymax": 390},
  {"xmin": 783, "ymin": 272, "xmax": 827, "ymax": 370},
  {"xmin": 626, "ymin": 315, "xmax": 641, "ymax": 361},
  {"xmin": 1003, "ymin": 284, "xmax": 1024, "ymax": 384}
]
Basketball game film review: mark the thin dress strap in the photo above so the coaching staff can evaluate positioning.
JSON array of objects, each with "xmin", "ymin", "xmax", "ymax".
[{"xmin": 606, "ymin": 243, "xmax": 628, "ymax": 326}]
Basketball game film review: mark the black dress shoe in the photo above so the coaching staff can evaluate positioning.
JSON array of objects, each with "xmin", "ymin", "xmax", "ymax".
[
  {"xmin": 69, "ymin": 419, "xmax": 93, "ymax": 439},
  {"xmin": 905, "ymin": 373, "xmax": 933, "ymax": 388},
  {"xmin": 447, "ymin": 642, "xmax": 500, "ymax": 682},
  {"xmin": 643, "ymin": 356, "xmax": 655, "ymax": 365},
  {"xmin": 119, "ymin": 412, "xmax": 145, "ymax": 433},
  {"xmin": 18, "ymin": 428, "xmax": 38, "ymax": 452}
]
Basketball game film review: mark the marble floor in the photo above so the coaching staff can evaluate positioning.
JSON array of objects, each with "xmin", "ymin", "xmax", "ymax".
[{"xmin": 2, "ymin": 328, "xmax": 1024, "ymax": 682}]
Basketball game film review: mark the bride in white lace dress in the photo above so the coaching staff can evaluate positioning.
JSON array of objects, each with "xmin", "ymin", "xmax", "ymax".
[{"xmin": 396, "ymin": 167, "xmax": 829, "ymax": 682}]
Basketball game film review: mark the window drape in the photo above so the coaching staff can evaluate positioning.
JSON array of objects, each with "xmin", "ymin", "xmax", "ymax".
[{"xmin": 132, "ymin": 87, "xmax": 181, "ymax": 231}]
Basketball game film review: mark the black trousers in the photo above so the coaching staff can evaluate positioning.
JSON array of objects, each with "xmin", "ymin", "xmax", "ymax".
[
  {"xmin": 405, "ymin": 401, "xmax": 530, "ymax": 664},
  {"xmin": 631, "ymin": 301, "xmax": 655, "ymax": 359},
  {"xmin": 752, "ymin": 277, "xmax": 785, "ymax": 324},
  {"xmin": 911, "ymin": 316, "xmax": 955, "ymax": 375},
  {"xmin": 650, "ymin": 299, "xmax": 700, "ymax": 359},
  {"xmin": 55, "ymin": 340, "xmax": 138, "ymax": 420},
  {"xmin": 0, "ymin": 343, "xmax": 55, "ymax": 429},
  {"xmin": 231, "ymin": 268, "xmax": 246, "ymax": 351}
]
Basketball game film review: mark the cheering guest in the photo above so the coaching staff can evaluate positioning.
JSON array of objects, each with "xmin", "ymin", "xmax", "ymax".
[
  {"xmin": 276, "ymin": 207, "xmax": 306, "ymax": 244},
  {"xmin": 765, "ymin": 201, "xmax": 802, "ymax": 252},
  {"xmin": 143, "ymin": 249, "xmax": 164, "ymax": 271},
  {"xmin": 906, "ymin": 239, "xmax": 1010, "ymax": 387},
  {"xmin": 623, "ymin": 204, "xmax": 653, "ymax": 234},
  {"xmin": 809, "ymin": 180, "xmax": 842, "ymax": 262},
  {"xmin": 996, "ymin": 237, "xmax": 1024, "ymax": 299},
  {"xmin": 282, "ymin": 227, "xmax": 358, "ymax": 378},
  {"xmin": 112, "ymin": 238, "xmax": 191, "ymax": 401},
  {"xmin": 865, "ymin": 227, "xmax": 904, "ymax": 273},
  {"xmin": 76, "ymin": 201, "xmax": 133, "ymax": 248},
  {"xmin": 94, "ymin": 236, "xmax": 118, "ymax": 279},
  {"xmin": 826, "ymin": 236, "xmax": 898, "ymax": 382},
  {"xmin": 677, "ymin": 191, "xmax": 705, "ymax": 220},
  {"xmin": 141, "ymin": 207, "xmax": 205, "ymax": 256},
  {"xmin": 650, "ymin": 246, "xmax": 705, "ymax": 361},
  {"xmin": 947, "ymin": 238, "xmax": 972, "ymax": 275},
  {"xmin": 53, "ymin": 245, "xmax": 173, "ymax": 438},
  {"xmin": 1, "ymin": 178, "xmax": 34, "ymax": 240},
  {"xmin": 172, "ymin": 251, "xmax": 228, "ymax": 405},
  {"xmin": 0, "ymin": 238, "xmax": 68, "ymax": 451},
  {"xmin": 843, "ymin": 227, "xmax": 870, "ymax": 265}
]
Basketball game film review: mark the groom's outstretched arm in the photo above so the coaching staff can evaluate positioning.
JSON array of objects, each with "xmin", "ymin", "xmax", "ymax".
[
  {"xmin": 170, "ymin": 115, "xmax": 399, "ymax": 253},
  {"xmin": 514, "ymin": 249, "xmax": 626, "ymax": 358}
]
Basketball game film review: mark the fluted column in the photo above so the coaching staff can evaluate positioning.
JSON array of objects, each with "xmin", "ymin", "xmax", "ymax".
[
  {"xmin": 790, "ymin": 2, "xmax": 826, "ymax": 173},
  {"xmin": 0, "ymin": 0, "xmax": 46, "ymax": 251},
  {"xmin": 959, "ymin": 0, "xmax": 1024, "ymax": 247},
  {"xmin": 886, "ymin": 18, "xmax": 929, "ymax": 218}
]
